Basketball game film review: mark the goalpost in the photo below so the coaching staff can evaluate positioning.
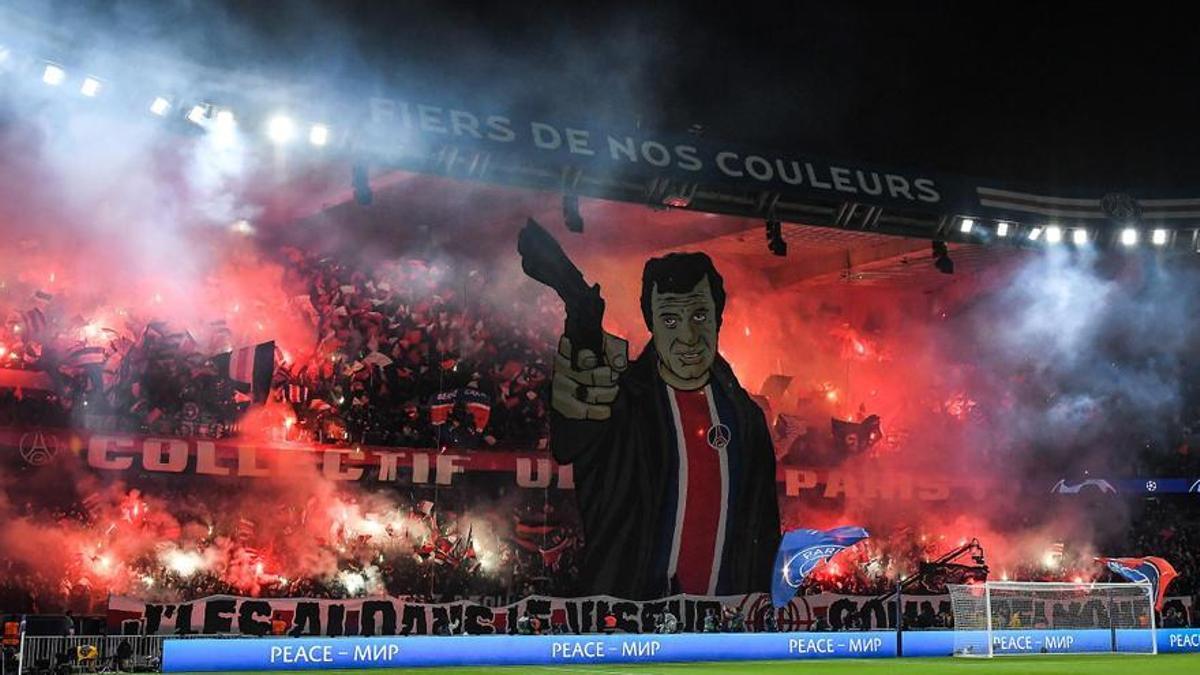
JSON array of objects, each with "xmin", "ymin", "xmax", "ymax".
[{"xmin": 948, "ymin": 581, "xmax": 1157, "ymax": 657}]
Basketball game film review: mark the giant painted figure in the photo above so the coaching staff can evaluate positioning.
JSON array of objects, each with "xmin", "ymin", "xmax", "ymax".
[{"xmin": 526, "ymin": 224, "xmax": 781, "ymax": 599}]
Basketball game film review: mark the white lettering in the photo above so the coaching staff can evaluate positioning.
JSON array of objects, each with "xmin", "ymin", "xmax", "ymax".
[
  {"xmin": 565, "ymin": 128, "xmax": 594, "ymax": 156},
  {"xmin": 236, "ymin": 445, "xmax": 272, "ymax": 477},
  {"xmin": 516, "ymin": 458, "xmax": 554, "ymax": 488},
  {"xmin": 368, "ymin": 97, "xmax": 395, "ymax": 125},
  {"xmin": 675, "ymin": 145, "xmax": 702, "ymax": 171},
  {"xmin": 551, "ymin": 641, "xmax": 606, "ymax": 659},
  {"xmin": 195, "ymin": 441, "xmax": 230, "ymax": 476},
  {"xmin": 273, "ymin": 645, "xmax": 333, "ymax": 664},
  {"xmin": 856, "ymin": 170, "xmax": 883, "ymax": 196},
  {"xmin": 715, "ymin": 151, "xmax": 742, "ymax": 177},
  {"xmin": 558, "ymin": 464, "xmax": 575, "ymax": 489},
  {"xmin": 531, "ymin": 122, "xmax": 562, "ymax": 149},
  {"xmin": 830, "ymin": 167, "xmax": 857, "ymax": 193},
  {"xmin": 417, "ymin": 105, "xmax": 447, "ymax": 134},
  {"xmin": 436, "ymin": 454, "xmax": 467, "ymax": 485},
  {"xmin": 323, "ymin": 450, "xmax": 365, "ymax": 481},
  {"xmin": 993, "ymin": 636, "xmax": 1032, "ymax": 651},
  {"xmin": 448, "ymin": 110, "xmax": 482, "ymax": 139},
  {"xmin": 142, "ymin": 438, "xmax": 188, "ymax": 473},
  {"xmin": 884, "ymin": 174, "xmax": 913, "ymax": 200},
  {"xmin": 607, "ymin": 136, "xmax": 638, "ymax": 162},
  {"xmin": 411, "ymin": 453, "xmax": 431, "ymax": 483},
  {"xmin": 788, "ymin": 638, "xmax": 835, "ymax": 654},
  {"xmin": 805, "ymin": 163, "xmax": 832, "ymax": 189},
  {"xmin": 353, "ymin": 644, "xmax": 400, "ymax": 661},
  {"xmin": 849, "ymin": 637, "xmax": 883, "ymax": 652},
  {"xmin": 1044, "ymin": 635, "xmax": 1073, "ymax": 650},
  {"xmin": 640, "ymin": 141, "xmax": 671, "ymax": 167},
  {"xmin": 744, "ymin": 155, "xmax": 773, "ymax": 181},
  {"xmin": 914, "ymin": 177, "xmax": 940, "ymax": 203},
  {"xmin": 621, "ymin": 640, "xmax": 661, "ymax": 657},
  {"xmin": 485, "ymin": 116, "xmax": 516, "ymax": 143},
  {"xmin": 1169, "ymin": 633, "xmax": 1200, "ymax": 648},
  {"xmin": 776, "ymin": 160, "xmax": 804, "ymax": 185},
  {"xmin": 87, "ymin": 436, "xmax": 134, "ymax": 470},
  {"xmin": 376, "ymin": 452, "xmax": 401, "ymax": 482}
]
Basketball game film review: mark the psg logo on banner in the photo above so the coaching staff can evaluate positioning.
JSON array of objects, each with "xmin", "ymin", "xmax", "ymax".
[
  {"xmin": 19, "ymin": 431, "xmax": 61, "ymax": 466},
  {"xmin": 707, "ymin": 423, "xmax": 731, "ymax": 450}
]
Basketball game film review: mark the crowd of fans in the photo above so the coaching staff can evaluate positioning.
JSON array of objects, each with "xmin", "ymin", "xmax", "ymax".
[
  {"xmin": 0, "ymin": 481, "xmax": 583, "ymax": 617},
  {"xmin": 1, "ymin": 247, "xmax": 560, "ymax": 450},
  {"xmin": 0, "ymin": 244, "xmax": 1196, "ymax": 631}
]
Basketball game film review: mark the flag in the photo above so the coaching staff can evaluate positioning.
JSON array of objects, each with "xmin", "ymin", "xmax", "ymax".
[
  {"xmin": 213, "ymin": 341, "xmax": 276, "ymax": 404},
  {"xmin": 286, "ymin": 383, "xmax": 309, "ymax": 404},
  {"xmin": 429, "ymin": 390, "xmax": 457, "ymax": 425},
  {"xmin": 80, "ymin": 492, "xmax": 104, "ymax": 518},
  {"xmin": 362, "ymin": 351, "xmax": 393, "ymax": 368},
  {"xmin": 831, "ymin": 415, "xmax": 883, "ymax": 452},
  {"xmin": 1094, "ymin": 556, "xmax": 1179, "ymax": 610},
  {"xmin": 235, "ymin": 517, "xmax": 256, "ymax": 543},
  {"xmin": 414, "ymin": 500, "xmax": 434, "ymax": 517},
  {"xmin": 772, "ymin": 526, "xmax": 870, "ymax": 607},
  {"xmin": 65, "ymin": 346, "xmax": 106, "ymax": 369},
  {"xmin": 460, "ymin": 387, "xmax": 492, "ymax": 432},
  {"xmin": 24, "ymin": 307, "xmax": 47, "ymax": 333}
]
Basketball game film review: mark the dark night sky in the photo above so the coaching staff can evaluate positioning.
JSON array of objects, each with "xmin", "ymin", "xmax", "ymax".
[{"xmin": 18, "ymin": 1, "xmax": 1200, "ymax": 194}]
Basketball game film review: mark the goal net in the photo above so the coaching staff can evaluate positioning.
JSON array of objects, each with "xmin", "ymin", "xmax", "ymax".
[{"xmin": 948, "ymin": 581, "xmax": 1156, "ymax": 657}]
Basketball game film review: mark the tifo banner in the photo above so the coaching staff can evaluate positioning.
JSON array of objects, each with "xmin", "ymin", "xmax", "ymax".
[
  {"xmin": 109, "ymin": 593, "xmax": 1193, "ymax": 636},
  {"xmin": 110, "ymin": 593, "xmax": 907, "ymax": 636},
  {"xmin": 357, "ymin": 97, "xmax": 954, "ymax": 211},
  {"xmin": 2, "ymin": 427, "xmax": 996, "ymax": 500},
  {"xmin": 162, "ymin": 631, "xmax": 896, "ymax": 671}
]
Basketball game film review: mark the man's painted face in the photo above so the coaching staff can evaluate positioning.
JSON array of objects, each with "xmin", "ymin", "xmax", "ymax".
[{"xmin": 651, "ymin": 276, "xmax": 718, "ymax": 388}]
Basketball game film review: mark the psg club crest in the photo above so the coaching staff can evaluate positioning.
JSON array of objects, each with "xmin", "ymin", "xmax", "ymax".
[
  {"xmin": 782, "ymin": 544, "xmax": 846, "ymax": 587},
  {"xmin": 772, "ymin": 526, "xmax": 870, "ymax": 607},
  {"xmin": 19, "ymin": 431, "xmax": 60, "ymax": 466},
  {"xmin": 707, "ymin": 423, "xmax": 731, "ymax": 450}
]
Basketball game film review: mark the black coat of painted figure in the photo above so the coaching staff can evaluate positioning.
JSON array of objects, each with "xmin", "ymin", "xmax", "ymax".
[{"xmin": 550, "ymin": 342, "xmax": 781, "ymax": 600}]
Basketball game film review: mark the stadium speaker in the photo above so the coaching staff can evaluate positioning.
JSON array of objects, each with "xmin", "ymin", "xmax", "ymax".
[
  {"xmin": 766, "ymin": 219, "xmax": 787, "ymax": 256},
  {"xmin": 933, "ymin": 240, "xmax": 954, "ymax": 274}
]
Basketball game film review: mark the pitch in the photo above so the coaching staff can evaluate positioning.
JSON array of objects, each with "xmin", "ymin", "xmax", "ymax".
[{"xmin": 173, "ymin": 652, "xmax": 1200, "ymax": 674}]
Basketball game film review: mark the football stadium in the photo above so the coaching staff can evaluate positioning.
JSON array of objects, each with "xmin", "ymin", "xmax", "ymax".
[{"xmin": 0, "ymin": 3, "xmax": 1198, "ymax": 674}]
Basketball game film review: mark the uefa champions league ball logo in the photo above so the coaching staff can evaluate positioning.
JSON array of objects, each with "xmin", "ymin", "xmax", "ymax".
[{"xmin": 1145, "ymin": 481, "xmax": 1157, "ymax": 492}]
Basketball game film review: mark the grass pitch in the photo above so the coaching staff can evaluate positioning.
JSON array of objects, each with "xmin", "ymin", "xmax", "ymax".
[{"xmin": 176, "ymin": 652, "xmax": 1200, "ymax": 674}]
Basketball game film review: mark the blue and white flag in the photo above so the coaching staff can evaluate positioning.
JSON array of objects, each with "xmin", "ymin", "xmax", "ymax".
[{"xmin": 772, "ymin": 526, "xmax": 869, "ymax": 607}]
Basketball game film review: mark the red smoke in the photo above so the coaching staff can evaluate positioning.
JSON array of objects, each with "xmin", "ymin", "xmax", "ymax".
[{"xmin": 0, "ymin": 109, "xmax": 1114, "ymax": 607}]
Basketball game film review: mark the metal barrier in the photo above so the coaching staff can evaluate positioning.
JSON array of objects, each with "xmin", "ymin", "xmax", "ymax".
[{"xmin": 17, "ymin": 636, "xmax": 163, "ymax": 674}]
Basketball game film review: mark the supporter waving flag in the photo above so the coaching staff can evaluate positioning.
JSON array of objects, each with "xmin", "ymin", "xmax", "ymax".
[
  {"xmin": 772, "ymin": 526, "xmax": 870, "ymax": 608},
  {"xmin": 1094, "ymin": 556, "xmax": 1178, "ymax": 610},
  {"xmin": 212, "ymin": 341, "xmax": 276, "ymax": 404}
]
